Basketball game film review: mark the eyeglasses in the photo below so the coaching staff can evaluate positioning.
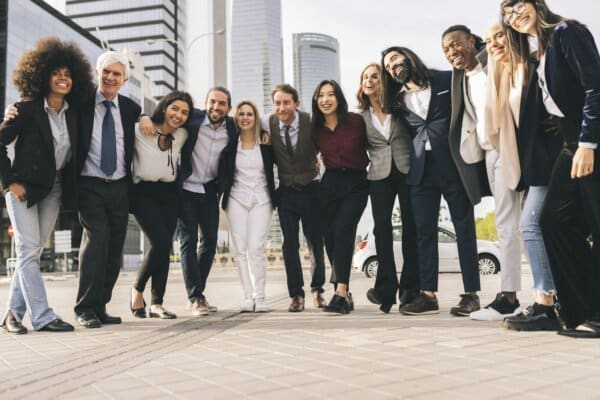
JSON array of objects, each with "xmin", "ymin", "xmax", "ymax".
[{"xmin": 502, "ymin": 1, "xmax": 526, "ymax": 25}]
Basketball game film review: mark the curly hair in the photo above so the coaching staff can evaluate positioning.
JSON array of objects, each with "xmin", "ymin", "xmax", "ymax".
[{"xmin": 12, "ymin": 37, "xmax": 95, "ymax": 103}]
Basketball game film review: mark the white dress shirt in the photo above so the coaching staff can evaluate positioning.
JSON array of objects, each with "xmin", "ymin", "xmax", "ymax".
[
  {"xmin": 43, "ymin": 98, "xmax": 71, "ymax": 171},
  {"xmin": 229, "ymin": 142, "xmax": 270, "ymax": 208}
]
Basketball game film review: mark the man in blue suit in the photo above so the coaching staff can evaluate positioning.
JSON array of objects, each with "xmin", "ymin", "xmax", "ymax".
[{"xmin": 380, "ymin": 46, "xmax": 482, "ymax": 316}]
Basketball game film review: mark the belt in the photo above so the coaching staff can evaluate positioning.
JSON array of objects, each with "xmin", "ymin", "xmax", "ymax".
[{"xmin": 82, "ymin": 176, "xmax": 127, "ymax": 184}]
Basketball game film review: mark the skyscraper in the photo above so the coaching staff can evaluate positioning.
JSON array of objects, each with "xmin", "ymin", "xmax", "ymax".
[
  {"xmin": 65, "ymin": 0, "xmax": 187, "ymax": 99},
  {"xmin": 230, "ymin": 0, "xmax": 283, "ymax": 114},
  {"xmin": 293, "ymin": 33, "xmax": 340, "ymax": 112}
]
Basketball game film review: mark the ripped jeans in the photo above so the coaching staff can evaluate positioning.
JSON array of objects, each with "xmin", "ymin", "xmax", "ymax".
[{"xmin": 519, "ymin": 186, "xmax": 556, "ymax": 294}]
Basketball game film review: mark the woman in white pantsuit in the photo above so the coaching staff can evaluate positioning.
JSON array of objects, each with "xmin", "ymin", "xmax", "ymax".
[{"xmin": 221, "ymin": 100, "xmax": 277, "ymax": 312}]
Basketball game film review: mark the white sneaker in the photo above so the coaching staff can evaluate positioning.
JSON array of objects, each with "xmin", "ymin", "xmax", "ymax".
[
  {"xmin": 470, "ymin": 293, "xmax": 521, "ymax": 321},
  {"xmin": 190, "ymin": 299, "xmax": 209, "ymax": 316},
  {"xmin": 241, "ymin": 298, "xmax": 254, "ymax": 312},
  {"xmin": 254, "ymin": 298, "xmax": 269, "ymax": 313}
]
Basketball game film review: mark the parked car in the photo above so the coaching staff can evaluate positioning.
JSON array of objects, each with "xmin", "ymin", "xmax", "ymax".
[{"xmin": 352, "ymin": 224, "xmax": 500, "ymax": 278}]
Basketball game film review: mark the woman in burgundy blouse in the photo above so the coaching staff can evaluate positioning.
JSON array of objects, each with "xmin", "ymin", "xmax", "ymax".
[{"xmin": 311, "ymin": 80, "xmax": 369, "ymax": 314}]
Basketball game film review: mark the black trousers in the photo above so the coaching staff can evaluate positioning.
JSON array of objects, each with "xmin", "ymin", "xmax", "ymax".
[
  {"xmin": 133, "ymin": 181, "xmax": 179, "ymax": 305},
  {"xmin": 320, "ymin": 169, "xmax": 368, "ymax": 286},
  {"xmin": 370, "ymin": 164, "xmax": 420, "ymax": 305},
  {"xmin": 75, "ymin": 177, "xmax": 129, "ymax": 316},
  {"xmin": 540, "ymin": 134, "xmax": 600, "ymax": 328},
  {"xmin": 411, "ymin": 153, "xmax": 479, "ymax": 293},
  {"xmin": 177, "ymin": 182, "xmax": 219, "ymax": 301},
  {"xmin": 278, "ymin": 183, "xmax": 326, "ymax": 298}
]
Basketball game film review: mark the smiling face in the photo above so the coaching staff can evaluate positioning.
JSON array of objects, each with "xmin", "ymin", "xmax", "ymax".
[
  {"xmin": 486, "ymin": 25, "xmax": 509, "ymax": 63},
  {"xmin": 442, "ymin": 30, "xmax": 477, "ymax": 71},
  {"xmin": 504, "ymin": 1, "xmax": 538, "ymax": 36},
  {"xmin": 205, "ymin": 89, "xmax": 230, "ymax": 125},
  {"xmin": 383, "ymin": 50, "xmax": 406, "ymax": 80},
  {"xmin": 97, "ymin": 62, "xmax": 126, "ymax": 100},
  {"xmin": 236, "ymin": 104, "xmax": 256, "ymax": 132},
  {"xmin": 361, "ymin": 65, "xmax": 381, "ymax": 99},
  {"xmin": 273, "ymin": 90, "xmax": 298, "ymax": 125},
  {"xmin": 49, "ymin": 67, "xmax": 72, "ymax": 97},
  {"xmin": 163, "ymin": 99, "xmax": 190, "ymax": 131},
  {"xmin": 317, "ymin": 83, "xmax": 338, "ymax": 117}
]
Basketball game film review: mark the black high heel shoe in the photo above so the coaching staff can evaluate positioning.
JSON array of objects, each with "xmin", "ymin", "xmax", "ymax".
[
  {"xmin": 322, "ymin": 294, "xmax": 350, "ymax": 314},
  {"xmin": 130, "ymin": 288, "xmax": 147, "ymax": 318},
  {"xmin": 149, "ymin": 305, "xmax": 177, "ymax": 319}
]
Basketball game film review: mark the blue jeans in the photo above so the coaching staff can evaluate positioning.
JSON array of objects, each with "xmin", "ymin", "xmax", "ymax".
[
  {"xmin": 519, "ymin": 186, "xmax": 556, "ymax": 294},
  {"xmin": 3, "ymin": 179, "xmax": 61, "ymax": 330}
]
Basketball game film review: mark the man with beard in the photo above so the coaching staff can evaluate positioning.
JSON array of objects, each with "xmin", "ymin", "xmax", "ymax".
[
  {"xmin": 442, "ymin": 25, "xmax": 522, "ymax": 321},
  {"xmin": 380, "ymin": 47, "xmax": 482, "ymax": 315},
  {"xmin": 177, "ymin": 87, "xmax": 237, "ymax": 316}
]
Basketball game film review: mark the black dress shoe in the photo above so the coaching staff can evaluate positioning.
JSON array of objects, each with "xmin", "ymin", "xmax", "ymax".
[
  {"xmin": 558, "ymin": 322, "xmax": 600, "ymax": 338},
  {"xmin": 149, "ymin": 309, "xmax": 177, "ymax": 319},
  {"xmin": 97, "ymin": 311, "xmax": 122, "ymax": 324},
  {"xmin": 1, "ymin": 319, "xmax": 27, "ymax": 334},
  {"xmin": 399, "ymin": 288, "xmax": 420, "ymax": 310},
  {"xmin": 347, "ymin": 292, "xmax": 354, "ymax": 312},
  {"xmin": 130, "ymin": 288, "xmax": 147, "ymax": 318},
  {"xmin": 39, "ymin": 319, "xmax": 74, "ymax": 332},
  {"xmin": 323, "ymin": 294, "xmax": 350, "ymax": 314},
  {"xmin": 367, "ymin": 289, "xmax": 392, "ymax": 313},
  {"xmin": 77, "ymin": 313, "xmax": 101, "ymax": 328}
]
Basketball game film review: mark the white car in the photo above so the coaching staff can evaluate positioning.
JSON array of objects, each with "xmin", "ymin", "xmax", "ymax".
[{"xmin": 352, "ymin": 224, "xmax": 501, "ymax": 278}]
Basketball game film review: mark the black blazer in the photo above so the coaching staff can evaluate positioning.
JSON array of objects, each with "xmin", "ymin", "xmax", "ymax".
[
  {"xmin": 179, "ymin": 108, "xmax": 237, "ymax": 194},
  {"xmin": 544, "ymin": 21, "xmax": 600, "ymax": 147},
  {"xmin": 76, "ymin": 92, "xmax": 141, "ymax": 177},
  {"xmin": 516, "ymin": 60, "xmax": 562, "ymax": 189},
  {"xmin": 220, "ymin": 136, "xmax": 277, "ymax": 210},
  {"xmin": 0, "ymin": 99, "xmax": 78, "ymax": 210}
]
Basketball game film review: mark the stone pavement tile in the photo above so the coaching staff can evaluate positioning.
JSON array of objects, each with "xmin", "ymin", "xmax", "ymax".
[
  {"xmin": 247, "ymin": 387, "xmax": 319, "ymax": 400},
  {"xmin": 270, "ymin": 370, "xmax": 329, "ymax": 387},
  {"xmin": 533, "ymin": 380, "xmax": 599, "ymax": 399},
  {"xmin": 295, "ymin": 380, "xmax": 356, "ymax": 397},
  {"xmin": 226, "ymin": 377, "xmax": 290, "ymax": 395},
  {"xmin": 92, "ymin": 375, "xmax": 149, "ymax": 392},
  {"xmin": 59, "ymin": 387, "xmax": 108, "ymax": 400},
  {"xmin": 175, "ymin": 383, "xmax": 241, "ymax": 400},
  {"xmin": 102, "ymin": 383, "xmax": 173, "ymax": 399},
  {"xmin": 373, "ymin": 374, "xmax": 470, "ymax": 398}
]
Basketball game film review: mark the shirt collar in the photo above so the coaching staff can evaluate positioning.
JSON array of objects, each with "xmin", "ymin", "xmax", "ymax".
[
  {"xmin": 96, "ymin": 90, "xmax": 119, "ymax": 108},
  {"xmin": 278, "ymin": 111, "xmax": 299, "ymax": 130},
  {"xmin": 202, "ymin": 114, "xmax": 227, "ymax": 128},
  {"xmin": 44, "ymin": 97, "xmax": 69, "ymax": 114}
]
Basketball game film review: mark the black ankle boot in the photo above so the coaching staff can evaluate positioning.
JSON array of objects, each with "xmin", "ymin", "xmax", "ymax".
[{"xmin": 323, "ymin": 294, "xmax": 350, "ymax": 314}]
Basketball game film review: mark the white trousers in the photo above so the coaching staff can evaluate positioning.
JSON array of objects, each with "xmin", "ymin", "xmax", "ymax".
[
  {"xmin": 486, "ymin": 149, "xmax": 522, "ymax": 292},
  {"xmin": 226, "ymin": 197, "xmax": 273, "ymax": 300}
]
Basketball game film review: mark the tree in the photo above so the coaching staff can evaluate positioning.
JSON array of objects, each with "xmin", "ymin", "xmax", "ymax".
[{"xmin": 475, "ymin": 211, "xmax": 497, "ymax": 241}]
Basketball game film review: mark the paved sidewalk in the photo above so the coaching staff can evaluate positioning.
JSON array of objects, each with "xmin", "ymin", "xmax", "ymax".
[{"xmin": 0, "ymin": 268, "xmax": 600, "ymax": 399}]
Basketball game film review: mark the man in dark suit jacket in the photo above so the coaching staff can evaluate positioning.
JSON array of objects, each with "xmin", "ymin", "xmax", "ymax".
[
  {"xmin": 381, "ymin": 46, "xmax": 480, "ymax": 316},
  {"xmin": 74, "ymin": 51, "xmax": 141, "ymax": 328},
  {"xmin": 177, "ymin": 87, "xmax": 237, "ymax": 316}
]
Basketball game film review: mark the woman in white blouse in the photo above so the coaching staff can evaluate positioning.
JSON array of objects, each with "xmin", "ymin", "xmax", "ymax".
[
  {"xmin": 221, "ymin": 100, "xmax": 276, "ymax": 312},
  {"xmin": 130, "ymin": 91, "xmax": 192, "ymax": 319}
]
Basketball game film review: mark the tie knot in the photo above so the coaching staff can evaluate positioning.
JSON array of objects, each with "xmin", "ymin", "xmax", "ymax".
[
  {"xmin": 284, "ymin": 125, "xmax": 290, "ymax": 132},
  {"xmin": 103, "ymin": 100, "xmax": 114, "ymax": 109}
]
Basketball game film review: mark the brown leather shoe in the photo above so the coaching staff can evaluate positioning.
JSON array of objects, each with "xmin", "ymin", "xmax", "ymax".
[
  {"xmin": 312, "ymin": 291, "xmax": 325, "ymax": 308},
  {"xmin": 288, "ymin": 295, "xmax": 305, "ymax": 312}
]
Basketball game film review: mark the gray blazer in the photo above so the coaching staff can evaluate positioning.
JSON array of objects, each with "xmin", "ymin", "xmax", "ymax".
[{"xmin": 361, "ymin": 109, "xmax": 411, "ymax": 181}]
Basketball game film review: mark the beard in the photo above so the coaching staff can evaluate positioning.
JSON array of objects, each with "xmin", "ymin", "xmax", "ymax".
[
  {"xmin": 392, "ymin": 60, "xmax": 413, "ymax": 86},
  {"xmin": 208, "ymin": 110, "xmax": 225, "ymax": 125}
]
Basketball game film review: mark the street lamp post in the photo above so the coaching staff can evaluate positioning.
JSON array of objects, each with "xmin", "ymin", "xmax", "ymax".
[{"xmin": 145, "ymin": 28, "xmax": 225, "ymax": 90}]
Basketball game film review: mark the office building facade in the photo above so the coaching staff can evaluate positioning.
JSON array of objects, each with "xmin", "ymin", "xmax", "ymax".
[
  {"xmin": 293, "ymin": 33, "xmax": 340, "ymax": 112},
  {"xmin": 66, "ymin": 0, "xmax": 187, "ymax": 99}
]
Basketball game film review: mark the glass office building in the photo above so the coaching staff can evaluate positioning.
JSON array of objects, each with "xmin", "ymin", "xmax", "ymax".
[
  {"xmin": 66, "ymin": 0, "xmax": 187, "ymax": 99},
  {"xmin": 230, "ymin": 0, "xmax": 283, "ymax": 114},
  {"xmin": 293, "ymin": 33, "xmax": 340, "ymax": 112}
]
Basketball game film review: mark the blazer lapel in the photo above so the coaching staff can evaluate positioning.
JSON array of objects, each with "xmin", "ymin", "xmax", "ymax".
[
  {"xmin": 33, "ymin": 101, "xmax": 56, "ymax": 163},
  {"xmin": 519, "ymin": 62, "xmax": 536, "ymax": 124}
]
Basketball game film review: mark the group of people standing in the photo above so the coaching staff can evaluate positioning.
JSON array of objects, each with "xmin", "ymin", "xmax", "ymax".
[{"xmin": 0, "ymin": 0, "xmax": 599, "ymax": 339}]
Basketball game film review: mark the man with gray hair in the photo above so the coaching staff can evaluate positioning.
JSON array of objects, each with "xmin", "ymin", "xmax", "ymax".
[{"xmin": 74, "ymin": 51, "xmax": 141, "ymax": 328}]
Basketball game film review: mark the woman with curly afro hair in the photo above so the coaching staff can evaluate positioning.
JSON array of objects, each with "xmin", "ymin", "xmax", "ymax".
[{"xmin": 0, "ymin": 37, "xmax": 94, "ymax": 334}]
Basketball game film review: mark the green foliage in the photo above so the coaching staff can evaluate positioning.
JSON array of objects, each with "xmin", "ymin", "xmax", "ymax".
[{"xmin": 476, "ymin": 212, "xmax": 497, "ymax": 241}]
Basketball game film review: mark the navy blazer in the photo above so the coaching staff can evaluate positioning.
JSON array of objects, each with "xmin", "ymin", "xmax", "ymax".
[
  {"xmin": 516, "ymin": 60, "xmax": 562, "ymax": 189},
  {"xmin": 179, "ymin": 109, "xmax": 237, "ymax": 195},
  {"xmin": 397, "ymin": 71, "xmax": 465, "ymax": 188},
  {"xmin": 545, "ymin": 21, "xmax": 600, "ymax": 147},
  {"xmin": 76, "ymin": 92, "xmax": 141, "ymax": 177},
  {"xmin": 220, "ymin": 137, "xmax": 277, "ymax": 210},
  {"xmin": 0, "ymin": 99, "xmax": 78, "ymax": 210}
]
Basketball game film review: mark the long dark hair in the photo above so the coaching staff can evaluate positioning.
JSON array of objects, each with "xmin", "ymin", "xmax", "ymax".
[
  {"xmin": 380, "ymin": 46, "xmax": 435, "ymax": 112},
  {"xmin": 501, "ymin": 0, "xmax": 565, "ymax": 66},
  {"xmin": 151, "ymin": 90, "xmax": 194, "ymax": 125},
  {"xmin": 310, "ymin": 79, "xmax": 349, "ymax": 131}
]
